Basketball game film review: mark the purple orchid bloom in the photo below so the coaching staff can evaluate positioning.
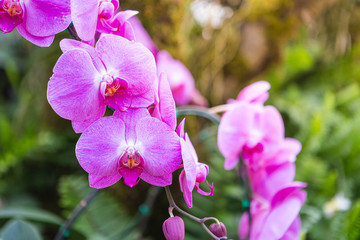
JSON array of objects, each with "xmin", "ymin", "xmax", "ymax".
[
  {"xmin": 0, "ymin": 0, "xmax": 71, "ymax": 47},
  {"xmin": 150, "ymin": 72, "xmax": 177, "ymax": 130},
  {"xmin": 156, "ymin": 50, "xmax": 207, "ymax": 106},
  {"xmin": 239, "ymin": 182, "xmax": 307, "ymax": 240},
  {"xmin": 47, "ymin": 34, "xmax": 156, "ymax": 133},
  {"xmin": 217, "ymin": 101, "xmax": 284, "ymax": 170},
  {"xmin": 71, "ymin": 0, "xmax": 137, "ymax": 42},
  {"xmin": 176, "ymin": 119, "xmax": 213, "ymax": 208},
  {"xmin": 76, "ymin": 108, "xmax": 182, "ymax": 188}
]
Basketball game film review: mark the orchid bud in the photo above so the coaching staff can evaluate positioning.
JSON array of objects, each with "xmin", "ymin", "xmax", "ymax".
[
  {"xmin": 209, "ymin": 222, "xmax": 227, "ymax": 238},
  {"xmin": 162, "ymin": 216, "xmax": 185, "ymax": 240}
]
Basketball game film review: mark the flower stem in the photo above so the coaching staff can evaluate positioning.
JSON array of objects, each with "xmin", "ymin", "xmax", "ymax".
[
  {"xmin": 164, "ymin": 186, "xmax": 227, "ymax": 240},
  {"xmin": 67, "ymin": 23, "xmax": 81, "ymax": 41},
  {"xmin": 54, "ymin": 189, "xmax": 101, "ymax": 240},
  {"xmin": 176, "ymin": 106, "xmax": 221, "ymax": 126}
]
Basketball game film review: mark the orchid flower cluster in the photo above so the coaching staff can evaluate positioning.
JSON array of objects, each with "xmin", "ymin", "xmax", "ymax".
[
  {"xmin": 1, "ymin": 1, "xmax": 307, "ymax": 239},
  {"xmin": 217, "ymin": 81, "xmax": 307, "ymax": 240}
]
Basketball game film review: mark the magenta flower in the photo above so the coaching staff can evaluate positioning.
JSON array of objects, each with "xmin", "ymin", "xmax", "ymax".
[
  {"xmin": 0, "ymin": 0, "xmax": 71, "ymax": 47},
  {"xmin": 217, "ymin": 102, "xmax": 284, "ymax": 170},
  {"xmin": 47, "ymin": 34, "xmax": 156, "ymax": 133},
  {"xmin": 150, "ymin": 72, "xmax": 177, "ymax": 130},
  {"xmin": 239, "ymin": 182, "xmax": 306, "ymax": 240},
  {"xmin": 71, "ymin": 0, "xmax": 137, "ymax": 42},
  {"xmin": 176, "ymin": 119, "xmax": 213, "ymax": 208},
  {"xmin": 156, "ymin": 50, "xmax": 207, "ymax": 106},
  {"xmin": 76, "ymin": 108, "xmax": 182, "ymax": 188}
]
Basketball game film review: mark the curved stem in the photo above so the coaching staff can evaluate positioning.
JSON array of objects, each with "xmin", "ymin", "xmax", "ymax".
[
  {"xmin": 164, "ymin": 186, "xmax": 227, "ymax": 240},
  {"xmin": 67, "ymin": 23, "xmax": 81, "ymax": 41},
  {"xmin": 176, "ymin": 106, "xmax": 221, "ymax": 126},
  {"xmin": 54, "ymin": 189, "xmax": 101, "ymax": 240}
]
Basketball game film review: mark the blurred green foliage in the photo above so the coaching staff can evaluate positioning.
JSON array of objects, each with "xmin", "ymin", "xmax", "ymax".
[{"xmin": 2, "ymin": 0, "xmax": 360, "ymax": 239}]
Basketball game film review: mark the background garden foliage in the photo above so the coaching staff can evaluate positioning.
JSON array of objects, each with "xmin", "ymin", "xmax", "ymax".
[{"xmin": 1, "ymin": 0, "xmax": 360, "ymax": 239}]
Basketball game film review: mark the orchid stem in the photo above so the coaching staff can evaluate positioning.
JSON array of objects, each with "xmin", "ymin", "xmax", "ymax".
[
  {"xmin": 67, "ymin": 23, "xmax": 81, "ymax": 41},
  {"xmin": 176, "ymin": 106, "xmax": 221, "ymax": 126},
  {"xmin": 54, "ymin": 189, "xmax": 101, "ymax": 240},
  {"xmin": 164, "ymin": 186, "xmax": 227, "ymax": 240}
]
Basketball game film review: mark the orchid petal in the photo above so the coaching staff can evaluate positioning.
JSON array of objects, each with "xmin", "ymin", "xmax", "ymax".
[
  {"xmin": 76, "ymin": 116, "xmax": 127, "ymax": 175},
  {"xmin": 135, "ymin": 117, "xmax": 181, "ymax": 176},
  {"xmin": 47, "ymin": 48, "xmax": 105, "ymax": 122},
  {"xmin": 24, "ymin": 0, "xmax": 71, "ymax": 37}
]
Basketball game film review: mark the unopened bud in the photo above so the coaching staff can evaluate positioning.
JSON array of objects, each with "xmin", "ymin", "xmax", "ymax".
[
  {"xmin": 162, "ymin": 216, "xmax": 185, "ymax": 240},
  {"xmin": 209, "ymin": 222, "xmax": 227, "ymax": 238}
]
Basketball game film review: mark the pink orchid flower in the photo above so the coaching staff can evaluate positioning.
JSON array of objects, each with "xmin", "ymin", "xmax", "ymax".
[
  {"xmin": 128, "ymin": 17, "xmax": 207, "ymax": 106},
  {"xmin": 156, "ymin": 50, "xmax": 207, "ymax": 106},
  {"xmin": 47, "ymin": 34, "xmax": 156, "ymax": 133},
  {"xmin": 0, "ymin": 0, "xmax": 71, "ymax": 47},
  {"xmin": 71, "ymin": 0, "xmax": 137, "ymax": 42},
  {"xmin": 217, "ymin": 101, "xmax": 284, "ymax": 170},
  {"xmin": 239, "ymin": 182, "xmax": 307, "ymax": 240},
  {"xmin": 150, "ymin": 72, "xmax": 177, "ymax": 131},
  {"xmin": 76, "ymin": 108, "xmax": 182, "ymax": 188},
  {"xmin": 176, "ymin": 119, "xmax": 213, "ymax": 208}
]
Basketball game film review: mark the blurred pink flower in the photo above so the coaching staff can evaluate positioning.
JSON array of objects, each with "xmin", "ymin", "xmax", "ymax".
[
  {"xmin": 239, "ymin": 182, "xmax": 306, "ymax": 240},
  {"xmin": 47, "ymin": 35, "xmax": 156, "ymax": 133},
  {"xmin": 129, "ymin": 16, "xmax": 207, "ymax": 106},
  {"xmin": 156, "ymin": 50, "xmax": 207, "ymax": 106},
  {"xmin": 176, "ymin": 119, "xmax": 213, "ymax": 208},
  {"xmin": 217, "ymin": 101, "xmax": 284, "ymax": 170},
  {"xmin": 0, "ymin": 0, "xmax": 71, "ymax": 46},
  {"xmin": 71, "ymin": 0, "xmax": 137, "ymax": 42},
  {"xmin": 76, "ymin": 108, "xmax": 182, "ymax": 188}
]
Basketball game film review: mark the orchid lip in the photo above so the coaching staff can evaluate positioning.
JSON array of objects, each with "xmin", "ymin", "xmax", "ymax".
[
  {"xmin": 3, "ymin": 0, "xmax": 23, "ymax": 17},
  {"xmin": 101, "ymin": 74, "xmax": 129, "ymax": 98},
  {"xmin": 118, "ymin": 150, "xmax": 144, "ymax": 188}
]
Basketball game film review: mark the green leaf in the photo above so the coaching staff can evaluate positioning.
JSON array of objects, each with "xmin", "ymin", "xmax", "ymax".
[
  {"xmin": 59, "ymin": 176, "xmax": 139, "ymax": 240},
  {"xmin": 0, "ymin": 219, "xmax": 42, "ymax": 240},
  {"xmin": 0, "ymin": 207, "xmax": 63, "ymax": 225}
]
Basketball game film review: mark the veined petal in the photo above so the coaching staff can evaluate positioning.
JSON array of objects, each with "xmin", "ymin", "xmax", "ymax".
[
  {"xmin": 158, "ymin": 72, "xmax": 176, "ymax": 130},
  {"xmin": 76, "ymin": 116, "xmax": 127, "ymax": 175},
  {"xmin": 135, "ymin": 117, "xmax": 181, "ymax": 176},
  {"xmin": 16, "ymin": 24, "xmax": 54, "ymax": 47},
  {"xmin": 114, "ymin": 108, "xmax": 150, "ymax": 144},
  {"xmin": 59, "ymin": 39, "xmax": 106, "ymax": 73},
  {"xmin": 24, "ymin": 0, "xmax": 71, "ymax": 37},
  {"xmin": 180, "ymin": 137, "xmax": 196, "ymax": 191},
  {"xmin": 89, "ymin": 172, "xmax": 122, "ymax": 189},
  {"xmin": 140, "ymin": 171, "xmax": 172, "ymax": 187},
  {"xmin": 47, "ymin": 48, "xmax": 105, "ymax": 122},
  {"xmin": 71, "ymin": 0, "xmax": 98, "ymax": 41},
  {"xmin": 95, "ymin": 35, "xmax": 156, "ymax": 96}
]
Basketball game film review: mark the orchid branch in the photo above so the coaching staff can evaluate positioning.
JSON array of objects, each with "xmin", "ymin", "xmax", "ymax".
[
  {"xmin": 176, "ymin": 106, "xmax": 221, "ymax": 125},
  {"xmin": 66, "ymin": 23, "xmax": 81, "ymax": 41},
  {"xmin": 164, "ymin": 186, "xmax": 227, "ymax": 240},
  {"xmin": 54, "ymin": 189, "xmax": 101, "ymax": 240}
]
